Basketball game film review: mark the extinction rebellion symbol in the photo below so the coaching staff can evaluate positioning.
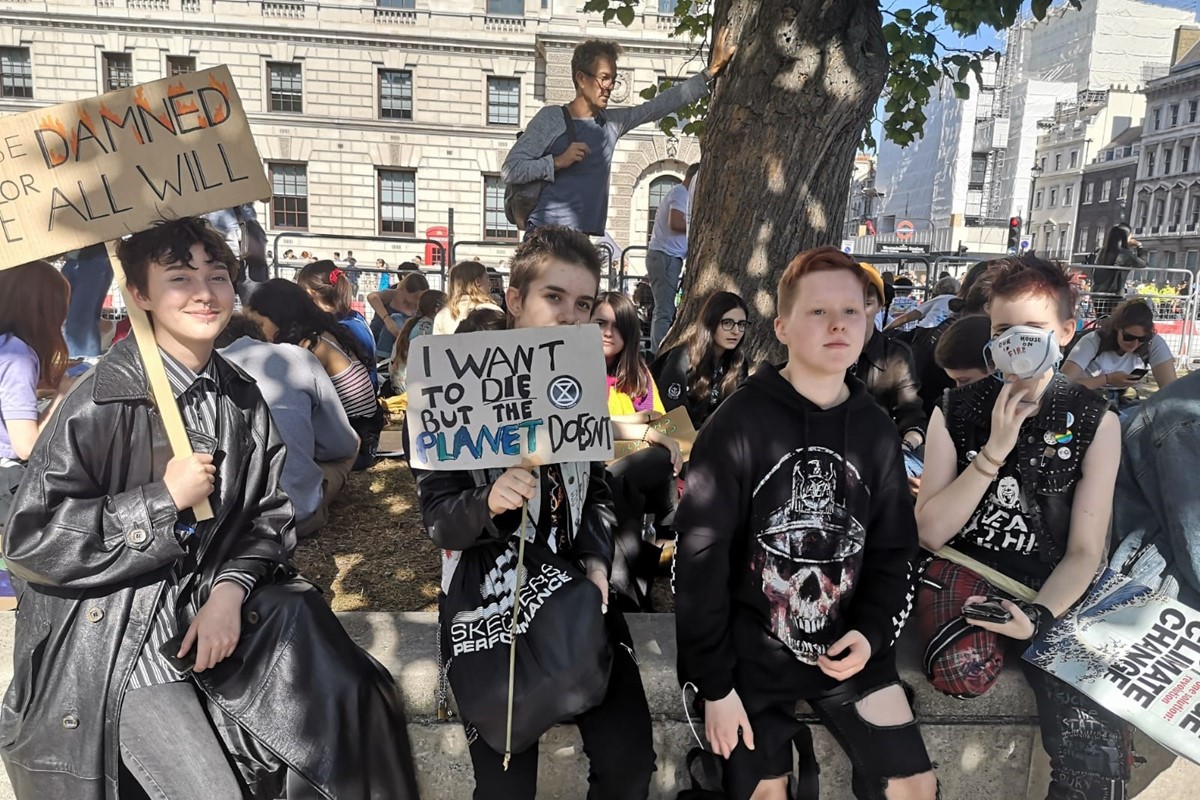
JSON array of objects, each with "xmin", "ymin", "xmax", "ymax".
[{"xmin": 548, "ymin": 376, "xmax": 583, "ymax": 410}]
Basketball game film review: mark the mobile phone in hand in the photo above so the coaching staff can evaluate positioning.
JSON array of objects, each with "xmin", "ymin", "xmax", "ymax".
[
  {"xmin": 961, "ymin": 598, "xmax": 1013, "ymax": 624},
  {"xmin": 1128, "ymin": 367, "xmax": 1148, "ymax": 380},
  {"xmin": 158, "ymin": 632, "xmax": 196, "ymax": 674}
]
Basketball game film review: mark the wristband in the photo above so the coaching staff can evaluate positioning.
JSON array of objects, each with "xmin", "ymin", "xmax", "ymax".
[
  {"xmin": 972, "ymin": 458, "xmax": 998, "ymax": 481},
  {"xmin": 1015, "ymin": 601, "xmax": 1055, "ymax": 641},
  {"xmin": 640, "ymin": 425, "xmax": 652, "ymax": 444},
  {"xmin": 977, "ymin": 448, "xmax": 1004, "ymax": 470}
]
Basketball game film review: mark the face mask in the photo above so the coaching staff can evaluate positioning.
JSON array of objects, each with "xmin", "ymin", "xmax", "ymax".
[{"xmin": 985, "ymin": 326, "xmax": 1061, "ymax": 381}]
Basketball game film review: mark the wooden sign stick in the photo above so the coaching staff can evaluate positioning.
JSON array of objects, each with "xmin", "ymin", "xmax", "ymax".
[{"xmin": 105, "ymin": 240, "xmax": 214, "ymax": 521}]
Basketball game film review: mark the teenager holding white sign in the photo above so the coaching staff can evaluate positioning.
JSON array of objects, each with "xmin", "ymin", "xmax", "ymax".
[
  {"xmin": 411, "ymin": 226, "xmax": 655, "ymax": 800},
  {"xmin": 916, "ymin": 256, "xmax": 1132, "ymax": 800}
]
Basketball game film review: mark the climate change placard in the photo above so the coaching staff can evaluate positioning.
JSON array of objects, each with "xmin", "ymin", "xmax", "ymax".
[
  {"xmin": 406, "ymin": 325, "xmax": 613, "ymax": 470},
  {"xmin": 0, "ymin": 65, "xmax": 269, "ymax": 268},
  {"xmin": 1024, "ymin": 569, "xmax": 1200, "ymax": 765}
]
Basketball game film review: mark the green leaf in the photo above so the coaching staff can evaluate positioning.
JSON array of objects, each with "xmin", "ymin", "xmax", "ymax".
[
  {"xmin": 952, "ymin": 81, "xmax": 970, "ymax": 100},
  {"xmin": 616, "ymin": 4, "xmax": 635, "ymax": 26},
  {"xmin": 639, "ymin": 85, "xmax": 658, "ymax": 100},
  {"xmin": 1031, "ymin": 0, "xmax": 1052, "ymax": 19}
]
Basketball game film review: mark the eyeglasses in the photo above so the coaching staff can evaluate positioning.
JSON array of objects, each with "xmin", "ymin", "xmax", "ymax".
[
  {"xmin": 585, "ymin": 72, "xmax": 620, "ymax": 90},
  {"xmin": 1120, "ymin": 330, "xmax": 1153, "ymax": 344},
  {"xmin": 719, "ymin": 318, "xmax": 749, "ymax": 332}
]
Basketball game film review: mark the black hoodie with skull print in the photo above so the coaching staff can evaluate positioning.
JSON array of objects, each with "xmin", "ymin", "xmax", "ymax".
[{"xmin": 675, "ymin": 364, "xmax": 919, "ymax": 707}]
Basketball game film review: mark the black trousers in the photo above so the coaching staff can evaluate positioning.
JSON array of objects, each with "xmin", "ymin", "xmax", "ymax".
[{"xmin": 466, "ymin": 609, "xmax": 656, "ymax": 800}]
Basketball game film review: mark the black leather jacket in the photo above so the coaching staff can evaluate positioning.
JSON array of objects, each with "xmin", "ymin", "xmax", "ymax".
[{"xmin": 0, "ymin": 339, "xmax": 418, "ymax": 800}]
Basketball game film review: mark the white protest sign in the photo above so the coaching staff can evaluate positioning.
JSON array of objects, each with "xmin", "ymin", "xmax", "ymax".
[
  {"xmin": 0, "ymin": 65, "xmax": 269, "ymax": 269},
  {"xmin": 1024, "ymin": 569, "xmax": 1200, "ymax": 765},
  {"xmin": 406, "ymin": 325, "xmax": 613, "ymax": 470}
]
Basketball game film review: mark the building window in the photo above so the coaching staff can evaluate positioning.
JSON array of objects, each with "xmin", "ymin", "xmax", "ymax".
[
  {"xmin": 483, "ymin": 175, "xmax": 517, "ymax": 240},
  {"xmin": 1153, "ymin": 198, "xmax": 1165, "ymax": 228},
  {"xmin": 1153, "ymin": 107, "xmax": 1162, "ymax": 131},
  {"xmin": 1191, "ymin": 100, "xmax": 1198, "ymax": 124},
  {"xmin": 1057, "ymin": 230, "xmax": 1067, "ymax": 256},
  {"xmin": 1171, "ymin": 104, "xmax": 1180, "ymax": 127},
  {"xmin": 1147, "ymin": 150, "xmax": 1156, "ymax": 177},
  {"xmin": 647, "ymin": 175, "xmax": 681, "ymax": 240},
  {"xmin": 102, "ymin": 52, "xmax": 133, "ymax": 91},
  {"xmin": 659, "ymin": 0, "xmax": 676, "ymax": 11},
  {"xmin": 379, "ymin": 169, "xmax": 416, "ymax": 235},
  {"xmin": 377, "ymin": 0, "xmax": 415, "ymax": 7},
  {"xmin": 1164, "ymin": 148, "xmax": 1174, "ymax": 174},
  {"xmin": 380, "ymin": 69, "xmax": 413, "ymax": 120},
  {"xmin": 269, "ymin": 163, "xmax": 308, "ymax": 230},
  {"xmin": 1118, "ymin": 177, "xmax": 1129, "ymax": 200},
  {"xmin": 0, "ymin": 47, "xmax": 33, "ymax": 99},
  {"xmin": 486, "ymin": 76, "xmax": 520, "ymax": 126},
  {"xmin": 1187, "ymin": 250, "xmax": 1199, "ymax": 270},
  {"xmin": 1188, "ymin": 197, "xmax": 1199, "ymax": 228},
  {"xmin": 167, "ymin": 56, "xmax": 195, "ymax": 76},
  {"xmin": 1079, "ymin": 228, "xmax": 1090, "ymax": 251},
  {"xmin": 1100, "ymin": 180, "xmax": 1111, "ymax": 202},
  {"xmin": 1136, "ymin": 201, "xmax": 1148, "ymax": 229},
  {"xmin": 1034, "ymin": 190, "xmax": 1043, "ymax": 209},
  {"xmin": 1069, "ymin": 150, "xmax": 1078, "ymax": 169},
  {"xmin": 1171, "ymin": 197, "xmax": 1183, "ymax": 227},
  {"xmin": 1048, "ymin": 187, "xmax": 1057, "ymax": 207},
  {"xmin": 1054, "ymin": 153, "xmax": 1062, "ymax": 171},
  {"xmin": 1064, "ymin": 186, "xmax": 1073, "ymax": 206},
  {"xmin": 1082, "ymin": 182, "xmax": 1094, "ymax": 204},
  {"xmin": 1184, "ymin": 145, "xmax": 1192, "ymax": 173},
  {"xmin": 267, "ymin": 62, "xmax": 303, "ymax": 113},
  {"xmin": 486, "ymin": 0, "xmax": 524, "ymax": 14}
]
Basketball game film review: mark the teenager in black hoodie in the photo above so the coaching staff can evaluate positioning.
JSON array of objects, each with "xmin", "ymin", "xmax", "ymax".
[{"xmin": 676, "ymin": 248, "xmax": 936, "ymax": 800}]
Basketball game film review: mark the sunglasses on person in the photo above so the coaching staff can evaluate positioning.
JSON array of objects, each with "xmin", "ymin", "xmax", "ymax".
[
  {"xmin": 719, "ymin": 318, "xmax": 749, "ymax": 332},
  {"xmin": 1120, "ymin": 330, "xmax": 1153, "ymax": 344},
  {"xmin": 584, "ymin": 72, "xmax": 620, "ymax": 89}
]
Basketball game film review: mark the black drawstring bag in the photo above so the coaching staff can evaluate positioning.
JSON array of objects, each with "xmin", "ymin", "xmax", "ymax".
[{"xmin": 441, "ymin": 538, "xmax": 612, "ymax": 754}]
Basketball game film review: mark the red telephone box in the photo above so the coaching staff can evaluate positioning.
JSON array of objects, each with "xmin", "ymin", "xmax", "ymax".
[{"xmin": 425, "ymin": 226, "xmax": 449, "ymax": 267}]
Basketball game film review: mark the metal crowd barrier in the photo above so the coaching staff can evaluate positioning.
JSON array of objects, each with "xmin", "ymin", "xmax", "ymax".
[
  {"xmin": 1065, "ymin": 262, "xmax": 1199, "ymax": 369},
  {"xmin": 270, "ymin": 232, "xmax": 449, "ymax": 287},
  {"xmin": 452, "ymin": 240, "xmax": 618, "ymax": 291}
]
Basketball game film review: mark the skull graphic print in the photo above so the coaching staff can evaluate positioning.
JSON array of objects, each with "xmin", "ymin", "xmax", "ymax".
[{"xmin": 751, "ymin": 446, "xmax": 866, "ymax": 665}]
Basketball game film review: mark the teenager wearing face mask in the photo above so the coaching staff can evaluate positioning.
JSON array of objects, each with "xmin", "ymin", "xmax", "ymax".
[{"xmin": 915, "ymin": 256, "xmax": 1130, "ymax": 800}]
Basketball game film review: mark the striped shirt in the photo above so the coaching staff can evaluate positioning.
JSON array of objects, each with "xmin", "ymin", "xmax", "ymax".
[
  {"xmin": 322, "ymin": 335, "xmax": 379, "ymax": 419},
  {"xmin": 128, "ymin": 351, "xmax": 255, "ymax": 690}
]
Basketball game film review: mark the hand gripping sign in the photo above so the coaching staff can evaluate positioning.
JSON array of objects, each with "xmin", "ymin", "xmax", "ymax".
[
  {"xmin": 0, "ymin": 66, "xmax": 272, "ymax": 519},
  {"xmin": 406, "ymin": 325, "xmax": 614, "ymax": 470}
]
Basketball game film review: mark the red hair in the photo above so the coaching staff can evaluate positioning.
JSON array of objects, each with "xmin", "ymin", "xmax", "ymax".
[
  {"xmin": 777, "ymin": 246, "xmax": 868, "ymax": 316},
  {"xmin": 987, "ymin": 255, "xmax": 1078, "ymax": 322}
]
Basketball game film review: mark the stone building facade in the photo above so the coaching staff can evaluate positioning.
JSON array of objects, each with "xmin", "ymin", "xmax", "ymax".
[{"xmin": 0, "ymin": 0, "xmax": 703, "ymax": 276}]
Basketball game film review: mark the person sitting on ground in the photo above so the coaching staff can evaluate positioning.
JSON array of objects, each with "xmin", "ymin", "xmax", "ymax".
[
  {"xmin": 933, "ymin": 314, "xmax": 993, "ymax": 389},
  {"xmin": 432, "ymin": 260, "xmax": 502, "ymax": 335},
  {"xmin": 246, "ymin": 279, "xmax": 384, "ymax": 471},
  {"xmin": 454, "ymin": 306, "xmax": 507, "ymax": 334},
  {"xmin": 216, "ymin": 314, "xmax": 359, "ymax": 542},
  {"xmin": 855, "ymin": 264, "xmax": 926, "ymax": 453},
  {"xmin": 915, "ymin": 255, "xmax": 1131, "ymax": 800},
  {"xmin": 1111, "ymin": 370, "xmax": 1200, "ymax": 609},
  {"xmin": 597, "ymin": 290, "xmax": 682, "ymax": 612},
  {"xmin": 409, "ymin": 226, "xmax": 655, "ymax": 800},
  {"xmin": 1061, "ymin": 298, "xmax": 1178, "ymax": 393},
  {"xmin": 391, "ymin": 289, "xmax": 447, "ymax": 395},
  {"xmin": 675, "ymin": 246, "xmax": 936, "ymax": 800},
  {"xmin": 652, "ymin": 290, "xmax": 751, "ymax": 429},
  {"xmin": 501, "ymin": 32, "xmax": 735, "ymax": 236},
  {"xmin": 1, "ymin": 217, "xmax": 419, "ymax": 800},
  {"xmin": 885, "ymin": 276, "xmax": 960, "ymax": 331},
  {"xmin": 296, "ymin": 259, "xmax": 378, "ymax": 388},
  {"xmin": 367, "ymin": 263, "xmax": 426, "ymax": 359}
]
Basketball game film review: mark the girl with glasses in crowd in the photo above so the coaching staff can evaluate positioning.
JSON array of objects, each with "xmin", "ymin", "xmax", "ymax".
[
  {"xmin": 1061, "ymin": 298, "xmax": 1178, "ymax": 394},
  {"xmin": 595, "ymin": 291, "xmax": 681, "ymax": 611},
  {"xmin": 651, "ymin": 291, "xmax": 751, "ymax": 429}
]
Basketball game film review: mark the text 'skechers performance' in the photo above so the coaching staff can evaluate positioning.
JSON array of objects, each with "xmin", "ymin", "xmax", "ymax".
[
  {"xmin": 406, "ymin": 325, "xmax": 613, "ymax": 470},
  {"xmin": 0, "ymin": 65, "xmax": 269, "ymax": 269}
]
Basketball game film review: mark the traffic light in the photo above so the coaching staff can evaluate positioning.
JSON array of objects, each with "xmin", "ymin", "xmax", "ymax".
[{"xmin": 1007, "ymin": 217, "xmax": 1022, "ymax": 251}]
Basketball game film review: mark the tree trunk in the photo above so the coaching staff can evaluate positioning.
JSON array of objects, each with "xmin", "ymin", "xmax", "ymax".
[{"xmin": 660, "ymin": 0, "xmax": 888, "ymax": 364}]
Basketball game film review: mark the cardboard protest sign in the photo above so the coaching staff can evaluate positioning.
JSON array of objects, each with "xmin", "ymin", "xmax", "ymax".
[
  {"xmin": 611, "ymin": 405, "xmax": 697, "ymax": 462},
  {"xmin": 1024, "ymin": 569, "xmax": 1200, "ymax": 765},
  {"xmin": 406, "ymin": 326, "xmax": 613, "ymax": 470},
  {"xmin": 0, "ymin": 65, "xmax": 269, "ymax": 269}
]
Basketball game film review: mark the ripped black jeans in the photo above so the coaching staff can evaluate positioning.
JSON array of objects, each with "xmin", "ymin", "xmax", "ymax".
[{"xmin": 724, "ymin": 680, "xmax": 934, "ymax": 800}]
